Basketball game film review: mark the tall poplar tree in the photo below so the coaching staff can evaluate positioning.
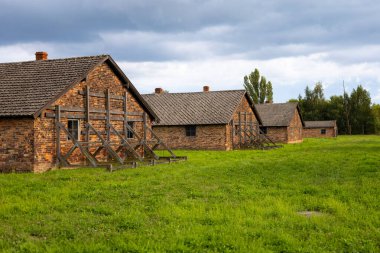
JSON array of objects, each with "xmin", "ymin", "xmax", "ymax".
[{"xmin": 244, "ymin": 68, "xmax": 274, "ymax": 104}]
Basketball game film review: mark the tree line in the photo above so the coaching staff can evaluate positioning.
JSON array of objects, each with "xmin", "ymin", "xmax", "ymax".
[
  {"xmin": 292, "ymin": 82, "xmax": 380, "ymax": 135},
  {"xmin": 243, "ymin": 68, "xmax": 380, "ymax": 134}
]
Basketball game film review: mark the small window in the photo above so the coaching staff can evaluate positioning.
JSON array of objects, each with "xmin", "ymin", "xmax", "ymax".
[
  {"xmin": 321, "ymin": 129, "xmax": 326, "ymax": 135},
  {"xmin": 185, "ymin": 125, "xmax": 196, "ymax": 137},
  {"xmin": 235, "ymin": 125, "xmax": 239, "ymax": 135},
  {"xmin": 260, "ymin": 126, "xmax": 267, "ymax": 134},
  {"xmin": 68, "ymin": 119, "xmax": 80, "ymax": 140},
  {"xmin": 127, "ymin": 121, "xmax": 134, "ymax": 139}
]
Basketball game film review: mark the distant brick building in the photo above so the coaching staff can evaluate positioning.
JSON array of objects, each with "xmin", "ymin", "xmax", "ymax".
[
  {"xmin": 303, "ymin": 120, "xmax": 337, "ymax": 138},
  {"xmin": 0, "ymin": 52, "xmax": 159, "ymax": 173},
  {"xmin": 142, "ymin": 87, "xmax": 263, "ymax": 150},
  {"xmin": 255, "ymin": 103, "xmax": 304, "ymax": 143}
]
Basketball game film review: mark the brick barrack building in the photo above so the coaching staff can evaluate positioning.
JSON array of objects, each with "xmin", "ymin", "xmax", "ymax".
[
  {"xmin": 142, "ymin": 87, "xmax": 279, "ymax": 150},
  {"xmin": 303, "ymin": 120, "xmax": 338, "ymax": 138},
  {"xmin": 0, "ymin": 52, "xmax": 180, "ymax": 173},
  {"xmin": 255, "ymin": 102, "xmax": 304, "ymax": 143}
]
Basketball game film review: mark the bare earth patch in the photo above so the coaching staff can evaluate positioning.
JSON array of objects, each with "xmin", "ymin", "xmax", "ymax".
[{"xmin": 297, "ymin": 211, "xmax": 324, "ymax": 217}]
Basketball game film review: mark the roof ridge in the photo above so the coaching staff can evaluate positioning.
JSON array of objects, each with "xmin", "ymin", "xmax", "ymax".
[
  {"xmin": 0, "ymin": 54, "xmax": 109, "ymax": 65},
  {"xmin": 255, "ymin": 102, "xmax": 298, "ymax": 106},
  {"xmin": 142, "ymin": 89, "xmax": 246, "ymax": 95}
]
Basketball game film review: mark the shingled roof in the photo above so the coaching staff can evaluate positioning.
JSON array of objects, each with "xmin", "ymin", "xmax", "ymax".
[
  {"xmin": 255, "ymin": 102, "xmax": 304, "ymax": 127},
  {"xmin": 142, "ymin": 90, "xmax": 261, "ymax": 126},
  {"xmin": 0, "ymin": 55, "xmax": 158, "ymax": 120},
  {"xmin": 304, "ymin": 120, "xmax": 336, "ymax": 128}
]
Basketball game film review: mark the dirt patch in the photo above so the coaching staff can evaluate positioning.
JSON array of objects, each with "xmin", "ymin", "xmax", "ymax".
[{"xmin": 297, "ymin": 211, "xmax": 323, "ymax": 217}]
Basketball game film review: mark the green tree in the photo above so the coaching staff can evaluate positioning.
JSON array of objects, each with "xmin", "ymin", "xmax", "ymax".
[
  {"xmin": 372, "ymin": 104, "xmax": 380, "ymax": 134},
  {"xmin": 259, "ymin": 77, "xmax": 267, "ymax": 103},
  {"xmin": 244, "ymin": 68, "xmax": 273, "ymax": 104},
  {"xmin": 327, "ymin": 95, "xmax": 346, "ymax": 134},
  {"xmin": 266, "ymin": 81, "xmax": 273, "ymax": 103},
  {"xmin": 298, "ymin": 82, "xmax": 327, "ymax": 121},
  {"xmin": 350, "ymin": 85, "xmax": 374, "ymax": 134}
]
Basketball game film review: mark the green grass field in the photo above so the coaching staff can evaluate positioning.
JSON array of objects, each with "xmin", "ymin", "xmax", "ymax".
[{"xmin": 0, "ymin": 136, "xmax": 379, "ymax": 252}]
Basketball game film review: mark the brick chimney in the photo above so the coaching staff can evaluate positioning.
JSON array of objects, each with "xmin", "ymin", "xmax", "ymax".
[
  {"xmin": 35, "ymin": 52, "xmax": 48, "ymax": 60},
  {"xmin": 155, "ymin": 87, "xmax": 164, "ymax": 94},
  {"xmin": 203, "ymin": 85, "xmax": 210, "ymax": 92}
]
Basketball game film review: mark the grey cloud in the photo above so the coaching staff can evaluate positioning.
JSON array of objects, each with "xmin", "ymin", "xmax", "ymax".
[{"xmin": 0, "ymin": 0, "xmax": 380, "ymax": 63}]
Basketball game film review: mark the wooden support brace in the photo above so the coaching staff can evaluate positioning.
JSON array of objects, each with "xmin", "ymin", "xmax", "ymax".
[
  {"xmin": 87, "ymin": 123, "xmax": 124, "ymax": 164},
  {"xmin": 55, "ymin": 105, "xmax": 61, "ymax": 166},
  {"xmin": 58, "ymin": 122, "xmax": 98, "ymax": 167}
]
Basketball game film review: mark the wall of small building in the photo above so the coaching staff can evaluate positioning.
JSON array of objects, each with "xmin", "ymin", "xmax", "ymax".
[
  {"xmin": 265, "ymin": 127, "xmax": 288, "ymax": 143},
  {"xmin": 264, "ymin": 109, "xmax": 303, "ymax": 144},
  {"xmin": 0, "ymin": 118, "xmax": 34, "ymax": 172},
  {"xmin": 303, "ymin": 127, "xmax": 337, "ymax": 138},
  {"xmin": 152, "ymin": 124, "xmax": 227, "ymax": 150},
  {"xmin": 226, "ymin": 95, "xmax": 259, "ymax": 150},
  {"xmin": 287, "ymin": 108, "xmax": 303, "ymax": 143},
  {"xmin": 33, "ymin": 62, "xmax": 152, "ymax": 172}
]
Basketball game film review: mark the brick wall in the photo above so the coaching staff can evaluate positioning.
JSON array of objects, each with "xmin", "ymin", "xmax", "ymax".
[
  {"xmin": 152, "ymin": 124, "xmax": 227, "ymax": 150},
  {"xmin": 265, "ymin": 108, "xmax": 303, "ymax": 144},
  {"xmin": 0, "ymin": 118, "xmax": 34, "ymax": 172},
  {"xmin": 227, "ymin": 95, "xmax": 259, "ymax": 150},
  {"xmin": 34, "ymin": 62, "xmax": 152, "ymax": 172},
  {"xmin": 266, "ymin": 127, "xmax": 288, "ymax": 143},
  {"xmin": 303, "ymin": 127, "xmax": 336, "ymax": 138},
  {"xmin": 287, "ymin": 108, "xmax": 303, "ymax": 143}
]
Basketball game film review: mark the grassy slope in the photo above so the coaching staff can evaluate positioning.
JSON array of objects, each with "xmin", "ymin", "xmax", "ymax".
[{"xmin": 0, "ymin": 136, "xmax": 379, "ymax": 252}]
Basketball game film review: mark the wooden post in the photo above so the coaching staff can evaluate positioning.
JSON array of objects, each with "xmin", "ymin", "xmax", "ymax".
[
  {"xmin": 231, "ymin": 120, "xmax": 235, "ymax": 149},
  {"xmin": 249, "ymin": 113, "xmax": 253, "ymax": 140},
  {"xmin": 106, "ymin": 89, "xmax": 111, "ymax": 161},
  {"xmin": 123, "ymin": 91, "xmax": 128, "ymax": 139},
  {"xmin": 85, "ymin": 86, "xmax": 90, "ymax": 163},
  {"xmin": 244, "ymin": 112, "xmax": 247, "ymax": 144},
  {"xmin": 55, "ymin": 105, "xmax": 61, "ymax": 167},
  {"xmin": 238, "ymin": 112, "xmax": 242, "ymax": 148},
  {"xmin": 85, "ymin": 86, "xmax": 90, "ymax": 125},
  {"xmin": 143, "ymin": 112, "xmax": 147, "ymax": 144},
  {"xmin": 143, "ymin": 112, "xmax": 147, "ymax": 157}
]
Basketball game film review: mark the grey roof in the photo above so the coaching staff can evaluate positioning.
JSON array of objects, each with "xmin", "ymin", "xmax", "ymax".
[
  {"xmin": 304, "ymin": 120, "xmax": 336, "ymax": 128},
  {"xmin": 255, "ymin": 102, "xmax": 303, "ymax": 127},
  {"xmin": 142, "ymin": 90, "xmax": 261, "ymax": 126},
  {"xmin": 0, "ymin": 55, "xmax": 158, "ymax": 120}
]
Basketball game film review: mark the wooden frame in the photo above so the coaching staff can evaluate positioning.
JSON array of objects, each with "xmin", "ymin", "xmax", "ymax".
[
  {"xmin": 234, "ymin": 112, "xmax": 280, "ymax": 150},
  {"xmin": 54, "ymin": 86, "xmax": 185, "ymax": 168}
]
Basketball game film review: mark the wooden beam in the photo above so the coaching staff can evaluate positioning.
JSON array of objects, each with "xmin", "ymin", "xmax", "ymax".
[
  {"xmin": 123, "ymin": 91, "xmax": 128, "ymax": 140},
  {"xmin": 45, "ymin": 113, "xmax": 143, "ymax": 122},
  {"xmin": 85, "ymin": 86, "xmax": 90, "ymax": 159},
  {"xmin": 244, "ymin": 112, "xmax": 247, "ymax": 144},
  {"xmin": 146, "ymin": 127, "xmax": 175, "ymax": 158},
  {"xmin": 58, "ymin": 122, "xmax": 98, "ymax": 167},
  {"xmin": 231, "ymin": 120, "xmax": 235, "ymax": 149},
  {"xmin": 143, "ymin": 112, "xmax": 147, "ymax": 145},
  {"xmin": 78, "ymin": 90, "xmax": 124, "ymax": 100},
  {"xmin": 87, "ymin": 123, "xmax": 124, "ymax": 164},
  {"xmin": 238, "ymin": 112, "xmax": 242, "ymax": 147},
  {"xmin": 47, "ymin": 106, "xmax": 142, "ymax": 116},
  {"xmin": 249, "ymin": 113, "xmax": 253, "ymax": 141},
  {"xmin": 55, "ymin": 105, "xmax": 61, "ymax": 167},
  {"xmin": 106, "ymin": 89, "xmax": 111, "ymax": 142},
  {"xmin": 109, "ymin": 123, "xmax": 143, "ymax": 161},
  {"xmin": 143, "ymin": 112, "xmax": 149, "ymax": 159}
]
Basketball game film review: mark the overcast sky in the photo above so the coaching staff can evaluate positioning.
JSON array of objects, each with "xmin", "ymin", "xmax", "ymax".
[{"xmin": 1, "ymin": 0, "xmax": 379, "ymax": 103}]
